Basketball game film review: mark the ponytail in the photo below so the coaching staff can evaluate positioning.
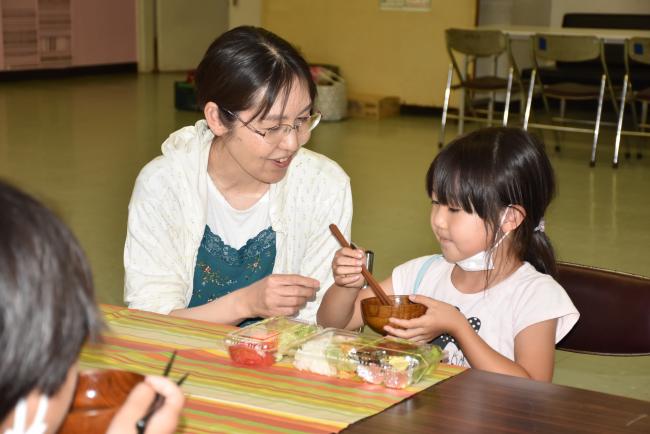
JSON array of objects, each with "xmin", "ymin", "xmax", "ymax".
[{"xmin": 524, "ymin": 229, "xmax": 558, "ymax": 278}]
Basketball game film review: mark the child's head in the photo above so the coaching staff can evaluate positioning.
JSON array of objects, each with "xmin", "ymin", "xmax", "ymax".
[
  {"xmin": 0, "ymin": 180, "xmax": 103, "ymax": 427},
  {"xmin": 427, "ymin": 127, "xmax": 557, "ymax": 276}
]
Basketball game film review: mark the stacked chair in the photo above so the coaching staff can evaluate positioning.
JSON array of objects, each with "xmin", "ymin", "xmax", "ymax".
[
  {"xmin": 523, "ymin": 34, "xmax": 618, "ymax": 167},
  {"xmin": 439, "ymin": 28, "xmax": 520, "ymax": 148},
  {"xmin": 612, "ymin": 37, "xmax": 650, "ymax": 168}
]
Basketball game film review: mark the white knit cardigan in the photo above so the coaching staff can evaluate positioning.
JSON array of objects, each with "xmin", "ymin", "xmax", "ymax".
[{"xmin": 124, "ymin": 120, "xmax": 352, "ymax": 322}]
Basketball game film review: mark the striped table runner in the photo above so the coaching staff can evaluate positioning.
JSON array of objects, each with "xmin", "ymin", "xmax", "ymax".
[{"xmin": 79, "ymin": 305, "xmax": 464, "ymax": 433}]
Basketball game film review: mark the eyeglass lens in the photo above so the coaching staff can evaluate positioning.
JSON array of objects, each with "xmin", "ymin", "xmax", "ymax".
[{"xmin": 264, "ymin": 113, "xmax": 320, "ymax": 144}]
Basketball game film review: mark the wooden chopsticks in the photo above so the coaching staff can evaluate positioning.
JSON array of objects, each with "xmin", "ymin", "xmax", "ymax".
[{"xmin": 329, "ymin": 224, "xmax": 393, "ymax": 305}]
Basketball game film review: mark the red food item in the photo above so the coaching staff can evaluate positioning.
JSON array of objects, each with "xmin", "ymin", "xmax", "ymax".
[
  {"xmin": 228, "ymin": 344, "xmax": 276, "ymax": 367},
  {"xmin": 384, "ymin": 370, "xmax": 411, "ymax": 389}
]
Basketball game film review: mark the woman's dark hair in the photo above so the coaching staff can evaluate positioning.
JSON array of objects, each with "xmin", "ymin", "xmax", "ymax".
[
  {"xmin": 426, "ymin": 127, "xmax": 557, "ymax": 277},
  {"xmin": 195, "ymin": 26, "xmax": 317, "ymax": 126},
  {"xmin": 0, "ymin": 180, "xmax": 103, "ymax": 419}
]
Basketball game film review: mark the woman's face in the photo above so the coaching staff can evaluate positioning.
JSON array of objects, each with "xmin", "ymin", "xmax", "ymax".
[{"xmin": 220, "ymin": 80, "xmax": 313, "ymax": 185}]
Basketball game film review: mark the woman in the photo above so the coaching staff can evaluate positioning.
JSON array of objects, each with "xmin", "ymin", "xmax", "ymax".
[
  {"xmin": 124, "ymin": 26, "xmax": 352, "ymax": 324},
  {"xmin": 0, "ymin": 180, "xmax": 183, "ymax": 434}
]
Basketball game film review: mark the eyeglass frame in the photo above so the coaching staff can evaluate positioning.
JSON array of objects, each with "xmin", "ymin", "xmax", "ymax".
[{"xmin": 220, "ymin": 108, "xmax": 321, "ymax": 144}]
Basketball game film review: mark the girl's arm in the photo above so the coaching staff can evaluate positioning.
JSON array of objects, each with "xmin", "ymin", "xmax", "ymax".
[
  {"xmin": 386, "ymin": 295, "xmax": 558, "ymax": 381},
  {"xmin": 453, "ymin": 317, "xmax": 557, "ymax": 381},
  {"xmin": 317, "ymin": 246, "xmax": 393, "ymax": 329}
]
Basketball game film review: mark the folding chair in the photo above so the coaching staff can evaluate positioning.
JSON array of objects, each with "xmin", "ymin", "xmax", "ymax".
[
  {"xmin": 523, "ymin": 34, "xmax": 618, "ymax": 166},
  {"xmin": 612, "ymin": 37, "xmax": 650, "ymax": 168},
  {"xmin": 439, "ymin": 28, "xmax": 517, "ymax": 148},
  {"xmin": 556, "ymin": 262, "xmax": 650, "ymax": 355}
]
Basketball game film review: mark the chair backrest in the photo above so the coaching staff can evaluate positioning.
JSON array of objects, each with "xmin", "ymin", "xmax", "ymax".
[
  {"xmin": 626, "ymin": 37, "xmax": 650, "ymax": 66},
  {"xmin": 533, "ymin": 34, "xmax": 602, "ymax": 63},
  {"xmin": 556, "ymin": 262, "xmax": 650, "ymax": 355},
  {"xmin": 446, "ymin": 29, "xmax": 507, "ymax": 57}
]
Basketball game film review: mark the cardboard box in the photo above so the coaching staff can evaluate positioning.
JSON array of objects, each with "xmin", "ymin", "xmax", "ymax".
[{"xmin": 347, "ymin": 93, "xmax": 400, "ymax": 119}]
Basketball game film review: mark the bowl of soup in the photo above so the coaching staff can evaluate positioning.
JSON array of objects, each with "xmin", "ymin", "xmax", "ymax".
[
  {"xmin": 59, "ymin": 369, "xmax": 144, "ymax": 434},
  {"xmin": 361, "ymin": 295, "xmax": 427, "ymax": 335}
]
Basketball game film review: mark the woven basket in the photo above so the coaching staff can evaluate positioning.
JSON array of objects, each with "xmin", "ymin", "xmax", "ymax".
[{"xmin": 314, "ymin": 68, "xmax": 347, "ymax": 121}]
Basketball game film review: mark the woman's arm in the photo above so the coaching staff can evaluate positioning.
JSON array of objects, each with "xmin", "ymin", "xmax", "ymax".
[{"xmin": 170, "ymin": 274, "xmax": 319, "ymax": 324}]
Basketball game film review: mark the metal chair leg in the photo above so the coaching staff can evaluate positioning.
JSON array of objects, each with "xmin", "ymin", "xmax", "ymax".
[
  {"xmin": 502, "ymin": 67, "xmax": 513, "ymax": 126},
  {"xmin": 590, "ymin": 74, "xmax": 606, "ymax": 167},
  {"xmin": 613, "ymin": 74, "xmax": 629, "ymax": 168},
  {"xmin": 523, "ymin": 69, "xmax": 536, "ymax": 131},
  {"xmin": 439, "ymin": 63, "xmax": 453, "ymax": 149}
]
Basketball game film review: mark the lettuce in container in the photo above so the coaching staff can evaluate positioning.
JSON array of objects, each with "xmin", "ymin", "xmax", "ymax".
[{"xmin": 225, "ymin": 317, "xmax": 320, "ymax": 367}]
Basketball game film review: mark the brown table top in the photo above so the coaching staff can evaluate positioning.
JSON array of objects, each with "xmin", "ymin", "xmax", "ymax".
[{"xmin": 343, "ymin": 368, "xmax": 650, "ymax": 434}]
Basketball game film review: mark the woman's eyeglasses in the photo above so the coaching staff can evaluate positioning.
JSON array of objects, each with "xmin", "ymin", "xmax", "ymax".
[{"xmin": 222, "ymin": 108, "xmax": 321, "ymax": 146}]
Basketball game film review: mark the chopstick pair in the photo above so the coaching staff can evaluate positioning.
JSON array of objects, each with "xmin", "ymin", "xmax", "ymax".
[
  {"xmin": 136, "ymin": 350, "xmax": 189, "ymax": 434},
  {"xmin": 329, "ymin": 224, "xmax": 393, "ymax": 305}
]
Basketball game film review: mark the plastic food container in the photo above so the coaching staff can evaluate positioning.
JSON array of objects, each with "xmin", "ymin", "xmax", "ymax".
[
  {"xmin": 225, "ymin": 317, "xmax": 321, "ymax": 367},
  {"xmin": 293, "ymin": 329, "xmax": 443, "ymax": 389}
]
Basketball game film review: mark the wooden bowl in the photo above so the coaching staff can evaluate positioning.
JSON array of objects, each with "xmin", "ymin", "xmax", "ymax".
[
  {"xmin": 59, "ymin": 369, "xmax": 144, "ymax": 434},
  {"xmin": 361, "ymin": 295, "xmax": 427, "ymax": 335}
]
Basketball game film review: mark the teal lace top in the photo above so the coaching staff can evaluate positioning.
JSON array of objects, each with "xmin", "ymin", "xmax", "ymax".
[{"xmin": 190, "ymin": 225, "xmax": 276, "ymax": 326}]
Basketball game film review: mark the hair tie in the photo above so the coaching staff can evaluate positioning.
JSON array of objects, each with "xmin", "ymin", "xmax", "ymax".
[{"xmin": 534, "ymin": 218, "xmax": 545, "ymax": 233}]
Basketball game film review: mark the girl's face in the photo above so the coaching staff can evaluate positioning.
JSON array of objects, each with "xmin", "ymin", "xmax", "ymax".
[
  {"xmin": 220, "ymin": 80, "xmax": 313, "ymax": 185},
  {"xmin": 430, "ymin": 194, "xmax": 492, "ymax": 263}
]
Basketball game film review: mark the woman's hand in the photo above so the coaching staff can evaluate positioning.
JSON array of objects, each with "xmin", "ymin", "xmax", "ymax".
[
  {"xmin": 383, "ymin": 295, "xmax": 465, "ymax": 344},
  {"xmin": 107, "ymin": 375, "xmax": 184, "ymax": 434},
  {"xmin": 246, "ymin": 274, "xmax": 320, "ymax": 317},
  {"xmin": 331, "ymin": 247, "xmax": 365, "ymax": 288}
]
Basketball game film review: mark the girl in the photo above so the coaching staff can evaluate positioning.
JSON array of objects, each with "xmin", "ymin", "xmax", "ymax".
[
  {"xmin": 124, "ymin": 27, "xmax": 352, "ymax": 325},
  {"xmin": 318, "ymin": 128, "xmax": 579, "ymax": 382}
]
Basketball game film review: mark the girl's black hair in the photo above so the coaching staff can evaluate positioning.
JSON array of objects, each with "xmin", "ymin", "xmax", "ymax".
[
  {"xmin": 426, "ymin": 127, "xmax": 558, "ymax": 277},
  {"xmin": 195, "ymin": 26, "xmax": 317, "ymax": 126},
  {"xmin": 0, "ymin": 180, "xmax": 103, "ymax": 420}
]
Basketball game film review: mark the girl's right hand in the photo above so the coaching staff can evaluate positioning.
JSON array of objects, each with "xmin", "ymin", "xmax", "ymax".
[
  {"xmin": 332, "ymin": 247, "xmax": 365, "ymax": 288},
  {"xmin": 246, "ymin": 274, "xmax": 320, "ymax": 317}
]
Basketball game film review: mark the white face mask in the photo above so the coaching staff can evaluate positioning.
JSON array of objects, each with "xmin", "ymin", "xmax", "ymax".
[
  {"xmin": 455, "ymin": 207, "xmax": 511, "ymax": 272},
  {"xmin": 4, "ymin": 396, "xmax": 48, "ymax": 434}
]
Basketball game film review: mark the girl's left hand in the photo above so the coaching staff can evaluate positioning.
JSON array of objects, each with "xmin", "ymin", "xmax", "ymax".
[{"xmin": 384, "ymin": 295, "xmax": 464, "ymax": 344}]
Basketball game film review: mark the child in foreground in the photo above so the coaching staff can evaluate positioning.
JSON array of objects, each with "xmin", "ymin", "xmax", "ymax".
[
  {"xmin": 317, "ymin": 128, "xmax": 579, "ymax": 382},
  {"xmin": 0, "ymin": 180, "xmax": 183, "ymax": 434}
]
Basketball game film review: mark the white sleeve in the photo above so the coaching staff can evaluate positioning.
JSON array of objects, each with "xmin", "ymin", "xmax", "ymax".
[
  {"xmin": 512, "ymin": 275, "xmax": 580, "ymax": 342},
  {"xmin": 295, "ymin": 176, "xmax": 353, "ymax": 322},
  {"xmin": 123, "ymin": 175, "xmax": 194, "ymax": 314}
]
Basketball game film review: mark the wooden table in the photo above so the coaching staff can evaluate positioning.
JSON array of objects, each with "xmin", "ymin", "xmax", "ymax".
[{"xmin": 343, "ymin": 368, "xmax": 650, "ymax": 433}]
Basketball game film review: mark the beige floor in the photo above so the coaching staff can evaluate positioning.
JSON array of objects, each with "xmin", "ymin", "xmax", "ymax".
[{"xmin": 0, "ymin": 72, "xmax": 648, "ymax": 401}]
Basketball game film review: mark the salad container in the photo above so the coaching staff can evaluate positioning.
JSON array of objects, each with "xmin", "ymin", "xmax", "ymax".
[
  {"xmin": 225, "ymin": 317, "xmax": 321, "ymax": 367},
  {"xmin": 292, "ymin": 329, "xmax": 443, "ymax": 389}
]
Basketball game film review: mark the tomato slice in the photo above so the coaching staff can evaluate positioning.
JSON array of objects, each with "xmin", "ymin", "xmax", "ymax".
[{"xmin": 228, "ymin": 344, "xmax": 276, "ymax": 367}]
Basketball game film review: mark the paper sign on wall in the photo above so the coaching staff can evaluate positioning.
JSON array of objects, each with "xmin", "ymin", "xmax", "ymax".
[{"xmin": 380, "ymin": 0, "xmax": 431, "ymax": 12}]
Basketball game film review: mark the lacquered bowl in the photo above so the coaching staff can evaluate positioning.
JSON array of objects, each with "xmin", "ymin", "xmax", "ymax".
[
  {"xmin": 59, "ymin": 369, "xmax": 144, "ymax": 434},
  {"xmin": 361, "ymin": 295, "xmax": 427, "ymax": 335}
]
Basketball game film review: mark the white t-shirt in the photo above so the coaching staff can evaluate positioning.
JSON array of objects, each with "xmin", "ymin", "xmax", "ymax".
[
  {"xmin": 391, "ymin": 255, "xmax": 579, "ymax": 367},
  {"xmin": 205, "ymin": 178, "xmax": 271, "ymax": 249}
]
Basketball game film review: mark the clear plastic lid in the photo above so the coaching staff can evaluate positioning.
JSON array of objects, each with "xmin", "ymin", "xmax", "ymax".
[
  {"xmin": 293, "ymin": 329, "xmax": 443, "ymax": 388},
  {"xmin": 225, "ymin": 317, "xmax": 321, "ymax": 367}
]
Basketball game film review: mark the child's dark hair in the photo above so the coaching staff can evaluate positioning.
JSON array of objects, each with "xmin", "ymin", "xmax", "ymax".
[
  {"xmin": 427, "ymin": 127, "xmax": 557, "ymax": 277},
  {"xmin": 195, "ymin": 26, "xmax": 317, "ymax": 126},
  {"xmin": 0, "ymin": 180, "xmax": 103, "ymax": 420}
]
